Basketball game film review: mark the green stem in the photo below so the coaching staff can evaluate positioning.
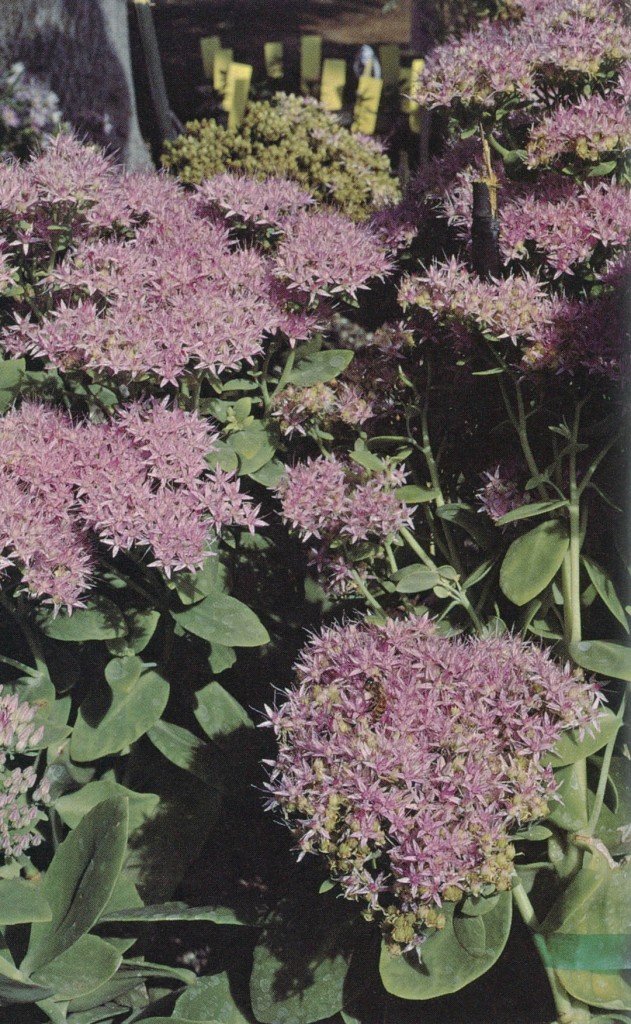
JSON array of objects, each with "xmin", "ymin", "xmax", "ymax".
[
  {"xmin": 399, "ymin": 526, "xmax": 437, "ymax": 570},
  {"xmin": 565, "ymin": 402, "xmax": 583, "ymax": 648},
  {"xmin": 385, "ymin": 541, "xmax": 398, "ymax": 575},
  {"xmin": 512, "ymin": 880, "xmax": 591, "ymax": 1024},
  {"xmin": 270, "ymin": 347, "xmax": 297, "ymax": 400},
  {"xmin": 586, "ymin": 696, "xmax": 625, "ymax": 836},
  {"xmin": 0, "ymin": 593, "xmax": 50, "ymax": 680},
  {"xmin": 0, "ymin": 655, "xmax": 41, "ymax": 677},
  {"xmin": 350, "ymin": 570, "xmax": 384, "ymax": 614}
]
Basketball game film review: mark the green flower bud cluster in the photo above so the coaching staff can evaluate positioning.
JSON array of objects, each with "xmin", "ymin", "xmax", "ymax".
[{"xmin": 162, "ymin": 93, "xmax": 400, "ymax": 221}]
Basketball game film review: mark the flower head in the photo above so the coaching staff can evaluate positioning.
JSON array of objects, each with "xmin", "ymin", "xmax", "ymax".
[{"xmin": 263, "ymin": 616, "xmax": 602, "ymax": 951}]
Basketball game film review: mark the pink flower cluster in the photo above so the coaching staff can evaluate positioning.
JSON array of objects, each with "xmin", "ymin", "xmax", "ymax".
[
  {"xmin": 277, "ymin": 456, "xmax": 413, "ymax": 545},
  {"xmin": 196, "ymin": 173, "xmax": 314, "ymax": 227},
  {"xmin": 1, "ymin": 135, "xmax": 393, "ymax": 382},
  {"xmin": 399, "ymin": 259, "xmax": 551, "ymax": 343},
  {"xmin": 0, "ymin": 687, "xmax": 49, "ymax": 861},
  {"xmin": 0, "ymin": 401, "xmax": 262, "ymax": 610},
  {"xmin": 263, "ymin": 616, "xmax": 602, "ymax": 952},
  {"xmin": 413, "ymin": 0, "xmax": 628, "ymax": 111},
  {"xmin": 476, "ymin": 466, "xmax": 530, "ymax": 522},
  {"xmin": 527, "ymin": 91, "xmax": 631, "ymax": 168},
  {"xmin": 500, "ymin": 180, "xmax": 631, "ymax": 276}
]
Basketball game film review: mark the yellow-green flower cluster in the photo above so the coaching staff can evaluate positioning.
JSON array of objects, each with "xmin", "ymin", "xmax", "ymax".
[{"xmin": 162, "ymin": 93, "xmax": 400, "ymax": 222}]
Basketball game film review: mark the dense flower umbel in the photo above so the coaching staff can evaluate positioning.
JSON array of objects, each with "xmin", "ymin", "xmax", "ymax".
[
  {"xmin": 0, "ymin": 401, "xmax": 262, "ymax": 610},
  {"xmin": 526, "ymin": 92, "xmax": 631, "ymax": 169},
  {"xmin": 412, "ymin": 0, "xmax": 629, "ymax": 112},
  {"xmin": 0, "ymin": 687, "xmax": 49, "ymax": 861},
  {"xmin": 1, "ymin": 135, "xmax": 392, "ymax": 383},
  {"xmin": 263, "ymin": 617, "xmax": 602, "ymax": 952}
]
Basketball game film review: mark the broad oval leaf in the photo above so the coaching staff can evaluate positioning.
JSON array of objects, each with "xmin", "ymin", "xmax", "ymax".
[
  {"xmin": 99, "ymin": 902, "xmax": 247, "ymax": 925},
  {"xmin": 288, "ymin": 349, "xmax": 353, "ymax": 386},
  {"xmin": 495, "ymin": 499, "xmax": 568, "ymax": 526},
  {"xmin": 394, "ymin": 565, "xmax": 439, "ymax": 593},
  {"xmin": 30, "ymin": 934, "xmax": 121, "ymax": 1000},
  {"xmin": 500, "ymin": 520, "xmax": 569, "ymax": 606},
  {"xmin": 70, "ymin": 668, "xmax": 170, "ymax": 762},
  {"xmin": 194, "ymin": 681, "xmax": 253, "ymax": 744},
  {"xmin": 147, "ymin": 720, "xmax": 221, "ymax": 791},
  {"xmin": 582, "ymin": 557, "xmax": 629, "ymax": 630},
  {"xmin": 0, "ymin": 880, "xmax": 51, "ymax": 927},
  {"xmin": 54, "ymin": 780, "xmax": 159, "ymax": 834},
  {"xmin": 545, "ymin": 706, "xmax": 621, "ymax": 767},
  {"xmin": 569, "ymin": 640, "xmax": 631, "ymax": 682},
  {"xmin": 36, "ymin": 597, "xmax": 127, "ymax": 642},
  {"xmin": 23, "ymin": 797, "xmax": 129, "ymax": 974},
  {"xmin": 176, "ymin": 971, "xmax": 251, "ymax": 1022},
  {"xmin": 172, "ymin": 593, "xmax": 269, "ymax": 648},
  {"xmin": 379, "ymin": 893, "xmax": 512, "ymax": 999},
  {"xmin": 0, "ymin": 953, "xmax": 53, "ymax": 1005},
  {"xmin": 226, "ymin": 421, "xmax": 276, "ymax": 475}
]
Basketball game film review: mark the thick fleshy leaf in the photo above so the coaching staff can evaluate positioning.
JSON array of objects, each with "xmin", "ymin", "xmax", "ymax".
[
  {"xmin": 23, "ymin": 797, "xmax": 129, "ymax": 974},
  {"xmin": 545, "ymin": 707, "xmax": 621, "ymax": 767},
  {"xmin": 288, "ymin": 349, "xmax": 354, "ymax": 386},
  {"xmin": 70, "ymin": 667, "xmax": 169, "ymax": 761},
  {"xmin": 495, "ymin": 499, "xmax": 568, "ymax": 526},
  {"xmin": 172, "ymin": 594, "xmax": 269, "ymax": 648},
  {"xmin": 393, "ymin": 565, "xmax": 439, "ymax": 593},
  {"xmin": 582, "ymin": 557, "xmax": 629, "ymax": 630},
  {"xmin": 379, "ymin": 893, "xmax": 512, "ymax": 999},
  {"xmin": 175, "ymin": 971, "xmax": 251, "ymax": 1022},
  {"xmin": 99, "ymin": 902, "xmax": 247, "ymax": 925},
  {"xmin": 396, "ymin": 485, "xmax": 441, "ymax": 504},
  {"xmin": 0, "ymin": 953, "xmax": 53, "ymax": 1005},
  {"xmin": 36, "ymin": 598, "xmax": 127, "ymax": 642},
  {"xmin": 0, "ymin": 357, "xmax": 26, "ymax": 413},
  {"xmin": 500, "ymin": 520, "xmax": 569, "ymax": 606},
  {"xmin": 226, "ymin": 421, "xmax": 276, "ymax": 475},
  {"xmin": 250, "ymin": 895, "xmax": 359, "ymax": 1024},
  {"xmin": 193, "ymin": 681, "xmax": 253, "ymax": 744},
  {"xmin": 30, "ymin": 934, "xmax": 122, "ymax": 1000},
  {"xmin": 547, "ymin": 762, "xmax": 590, "ymax": 832},
  {"xmin": 569, "ymin": 641, "xmax": 631, "ymax": 682},
  {"xmin": 54, "ymin": 780, "xmax": 159, "ymax": 834},
  {"xmin": 0, "ymin": 880, "xmax": 51, "ymax": 926},
  {"xmin": 147, "ymin": 720, "xmax": 219, "ymax": 790},
  {"xmin": 541, "ymin": 852, "xmax": 631, "ymax": 1009}
]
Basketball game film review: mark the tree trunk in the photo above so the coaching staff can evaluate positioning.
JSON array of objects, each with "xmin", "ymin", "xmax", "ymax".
[{"xmin": 0, "ymin": 0, "xmax": 152, "ymax": 170}]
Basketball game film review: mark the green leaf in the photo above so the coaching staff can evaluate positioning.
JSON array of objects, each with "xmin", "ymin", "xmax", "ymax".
[
  {"xmin": 70, "ymin": 667, "xmax": 170, "ymax": 762},
  {"xmin": 194, "ymin": 682, "xmax": 253, "ymax": 744},
  {"xmin": 54, "ymin": 780, "xmax": 159, "ymax": 834},
  {"xmin": 569, "ymin": 641, "xmax": 631, "ymax": 682},
  {"xmin": 30, "ymin": 934, "xmax": 122, "ymax": 1000},
  {"xmin": 393, "ymin": 565, "xmax": 439, "ymax": 593},
  {"xmin": 547, "ymin": 762, "xmax": 590, "ymax": 832},
  {"xmin": 250, "ymin": 895, "xmax": 360, "ymax": 1024},
  {"xmin": 495, "ymin": 499, "xmax": 568, "ymax": 526},
  {"xmin": 435, "ymin": 504, "xmax": 496, "ymax": 549},
  {"xmin": 288, "ymin": 349, "xmax": 353, "ymax": 386},
  {"xmin": 249, "ymin": 459, "xmax": 287, "ymax": 488},
  {"xmin": 209, "ymin": 643, "xmax": 237, "ymax": 675},
  {"xmin": 226, "ymin": 421, "xmax": 275, "ymax": 475},
  {"xmin": 175, "ymin": 970, "xmax": 251, "ymax": 1022},
  {"xmin": 99, "ymin": 902, "xmax": 247, "ymax": 925},
  {"xmin": 582, "ymin": 557, "xmax": 629, "ymax": 630},
  {"xmin": 205, "ymin": 441, "xmax": 240, "ymax": 474},
  {"xmin": 587, "ymin": 160, "xmax": 618, "ymax": 176},
  {"xmin": 349, "ymin": 449, "xmax": 386, "ymax": 474},
  {"xmin": 0, "ymin": 880, "xmax": 51, "ymax": 926},
  {"xmin": 546, "ymin": 707, "xmax": 621, "ymax": 767},
  {"xmin": 541, "ymin": 853, "xmax": 631, "ymax": 1009},
  {"xmin": 0, "ymin": 358, "xmax": 25, "ymax": 413},
  {"xmin": 379, "ymin": 893, "xmax": 512, "ymax": 998},
  {"xmin": 107, "ymin": 608, "xmax": 161, "ymax": 657},
  {"xmin": 147, "ymin": 720, "xmax": 221, "ymax": 790},
  {"xmin": 500, "ymin": 520, "xmax": 569, "ymax": 606},
  {"xmin": 395, "ymin": 485, "xmax": 440, "ymax": 504},
  {"xmin": 0, "ymin": 953, "xmax": 53, "ymax": 1005},
  {"xmin": 36, "ymin": 598, "xmax": 127, "ymax": 642},
  {"xmin": 174, "ymin": 551, "xmax": 227, "ymax": 606},
  {"xmin": 172, "ymin": 593, "xmax": 269, "ymax": 648},
  {"xmin": 23, "ymin": 797, "xmax": 129, "ymax": 974}
]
